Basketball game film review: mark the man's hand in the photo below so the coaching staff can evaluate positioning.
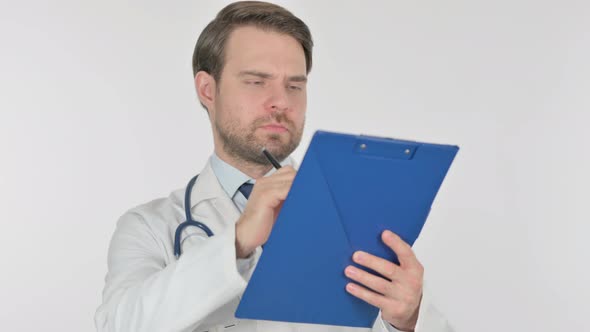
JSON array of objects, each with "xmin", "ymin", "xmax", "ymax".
[
  {"xmin": 235, "ymin": 166, "xmax": 296, "ymax": 258},
  {"xmin": 345, "ymin": 230, "xmax": 423, "ymax": 332}
]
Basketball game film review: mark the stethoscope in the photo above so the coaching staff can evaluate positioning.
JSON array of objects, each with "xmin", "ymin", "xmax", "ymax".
[
  {"xmin": 173, "ymin": 174, "xmax": 213, "ymax": 258},
  {"xmin": 173, "ymin": 149, "xmax": 281, "ymax": 259}
]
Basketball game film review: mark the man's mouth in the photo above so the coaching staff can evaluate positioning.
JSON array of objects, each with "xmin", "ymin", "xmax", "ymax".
[{"xmin": 260, "ymin": 123, "xmax": 288, "ymax": 133}]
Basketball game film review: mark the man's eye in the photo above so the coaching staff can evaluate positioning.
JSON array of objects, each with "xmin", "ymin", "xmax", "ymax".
[
  {"xmin": 247, "ymin": 81, "xmax": 264, "ymax": 86},
  {"xmin": 288, "ymin": 85, "xmax": 302, "ymax": 91}
]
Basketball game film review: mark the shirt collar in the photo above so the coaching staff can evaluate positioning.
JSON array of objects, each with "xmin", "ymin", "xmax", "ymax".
[{"xmin": 210, "ymin": 152, "xmax": 295, "ymax": 199}]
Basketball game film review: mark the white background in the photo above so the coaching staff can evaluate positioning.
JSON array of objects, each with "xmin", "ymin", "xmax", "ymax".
[{"xmin": 1, "ymin": 0, "xmax": 589, "ymax": 331}]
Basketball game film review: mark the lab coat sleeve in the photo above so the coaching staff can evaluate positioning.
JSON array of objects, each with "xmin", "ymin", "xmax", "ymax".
[
  {"xmin": 94, "ymin": 211, "xmax": 251, "ymax": 332},
  {"xmin": 371, "ymin": 282, "xmax": 454, "ymax": 332}
]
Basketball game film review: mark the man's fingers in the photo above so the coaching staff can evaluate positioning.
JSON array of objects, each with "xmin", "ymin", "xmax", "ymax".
[
  {"xmin": 252, "ymin": 168, "xmax": 296, "ymax": 197},
  {"xmin": 275, "ymin": 165, "xmax": 296, "ymax": 173},
  {"xmin": 381, "ymin": 230, "xmax": 422, "ymax": 273},
  {"xmin": 269, "ymin": 165, "xmax": 296, "ymax": 179},
  {"xmin": 345, "ymin": 282, "xmax": 390, "ymax": 309},
  {"xmin": 352, "ymin": 251, "xmax": 401, "ymax": 281},
  {"xmin": 345, "ymin": 266, "xmax": 394, "ymax": 297},
  {"xmin": 256, "ymin": 167, "xmax": 296, "ymax": 186}
]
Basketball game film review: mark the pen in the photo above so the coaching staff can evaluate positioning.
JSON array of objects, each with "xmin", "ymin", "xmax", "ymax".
[{"xmin": 262, "ymin": 148, "xmax": 282, "ymax": 169}]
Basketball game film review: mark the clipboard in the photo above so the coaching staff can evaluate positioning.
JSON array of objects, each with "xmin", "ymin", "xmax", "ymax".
[{"xmin": 235, "ymin": 130, "xmax": 459, "ymax": 327}]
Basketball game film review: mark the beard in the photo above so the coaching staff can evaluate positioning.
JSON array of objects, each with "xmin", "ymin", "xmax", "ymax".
[{"xmin": 215, "ymin": 111, "xmax": 304, "ymax": 166}]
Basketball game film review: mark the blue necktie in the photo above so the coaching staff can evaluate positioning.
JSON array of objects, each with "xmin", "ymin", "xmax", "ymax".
[{"xmin": 238, "ymin": 182, "xmax": 254, "ymax": 200}]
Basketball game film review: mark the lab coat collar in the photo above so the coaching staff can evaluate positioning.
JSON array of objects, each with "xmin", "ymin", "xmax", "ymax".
[
  {"xmin": 184, "ymin": 154, "xmax": 299, "ymax": 210},
  {"xmin": 210, "ymin": 153, "xmax": 297, "ymax": 200},
  {"xmin": 188, "ymin": 159, "xmax": 226, "ymax": 208}
]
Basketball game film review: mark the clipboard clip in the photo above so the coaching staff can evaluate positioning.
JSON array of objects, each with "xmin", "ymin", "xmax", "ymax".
[{"xmin": 354, "ymin": 135, "xmax": 418, "ymax": 160}]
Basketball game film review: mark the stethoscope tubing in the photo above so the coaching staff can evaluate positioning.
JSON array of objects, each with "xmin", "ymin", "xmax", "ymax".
[{"xmin": 174, "ymin": 174, "xmax": 214, "ymax": 258}]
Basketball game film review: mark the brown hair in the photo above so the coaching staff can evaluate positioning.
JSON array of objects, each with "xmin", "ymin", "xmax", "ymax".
[{"xmin": 192, "ymin": 1, "xmax": 313, "ymax": 83}]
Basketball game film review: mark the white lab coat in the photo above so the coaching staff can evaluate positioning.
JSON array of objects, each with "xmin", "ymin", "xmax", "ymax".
[{"xmin": 95, "ymin": 160, "xmax": 453, "ymax": 332}]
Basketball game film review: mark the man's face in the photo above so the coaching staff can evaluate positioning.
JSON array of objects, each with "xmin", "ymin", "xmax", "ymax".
[{"xmin": 209, "ymin": 26, "xmax": 307, "ymax": 165}]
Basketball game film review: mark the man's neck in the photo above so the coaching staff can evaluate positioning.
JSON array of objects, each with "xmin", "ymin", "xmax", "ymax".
[{"xmin": 214, "ymin": 147, "xmax": 274, "ymax": 180}]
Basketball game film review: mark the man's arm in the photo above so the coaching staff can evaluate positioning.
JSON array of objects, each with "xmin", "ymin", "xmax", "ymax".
[{"xmin": 95, "ymin": 212, "xmax": 249, "ymax": 332}]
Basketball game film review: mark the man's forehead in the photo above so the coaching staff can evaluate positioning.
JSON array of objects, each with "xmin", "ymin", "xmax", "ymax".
[{"xmin": 223, "ymin": 26, "xmax": 306, "ymax": 72}]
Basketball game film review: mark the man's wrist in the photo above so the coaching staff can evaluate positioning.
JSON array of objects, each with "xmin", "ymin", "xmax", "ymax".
[
  {"xmin": 235, "ymin": 222, "xmax": 253, "ymax": 259},
  {"xmin": 384, "ymin": 299, "xmax": 420, "ymax": 332}
]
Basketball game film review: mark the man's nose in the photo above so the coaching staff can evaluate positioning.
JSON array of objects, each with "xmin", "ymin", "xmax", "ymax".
[{"xmin": 265, "ymin": 85, "xmax": 290, "ymax": 112}]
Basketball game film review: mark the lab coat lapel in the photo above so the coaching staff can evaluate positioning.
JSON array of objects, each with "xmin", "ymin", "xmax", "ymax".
[
  {"xmin": 177, "ymin": 160, "xmax": 242, "ymax": 252},
  {"xmin": 192, "ymin": 160, "xmax": 241, "ymax": 228}
]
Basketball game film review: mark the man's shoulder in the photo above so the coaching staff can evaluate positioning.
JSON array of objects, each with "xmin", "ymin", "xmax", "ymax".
[{"xmin": 117, "ymin": 187, "xmax": 185, "ymax": 230}]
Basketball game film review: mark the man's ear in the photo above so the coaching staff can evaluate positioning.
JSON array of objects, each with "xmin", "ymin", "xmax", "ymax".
[{"xmin": 195, "ymin": 71, "xmax": 216, "ymax": 111}]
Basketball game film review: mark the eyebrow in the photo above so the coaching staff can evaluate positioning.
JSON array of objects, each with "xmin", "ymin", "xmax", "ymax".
[{"xmin": 237, "ymin": 70, "xmax": 307, "ymax": 83}]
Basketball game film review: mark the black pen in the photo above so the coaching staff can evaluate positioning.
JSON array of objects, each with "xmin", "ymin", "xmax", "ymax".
[{"xmin": 262, "ymin": 148, "xmax": 282, "ymax": 169}]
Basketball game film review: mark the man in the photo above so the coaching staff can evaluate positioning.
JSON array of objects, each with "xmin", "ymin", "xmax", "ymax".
[{"xmin": 95, "ymin": 2, "xmax": 453, "ymax": 331}]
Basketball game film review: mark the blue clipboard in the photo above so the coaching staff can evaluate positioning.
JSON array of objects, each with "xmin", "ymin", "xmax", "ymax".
[{"xmin": 235, "ymin": 130, "xmax": 459, "ymax": 328}]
